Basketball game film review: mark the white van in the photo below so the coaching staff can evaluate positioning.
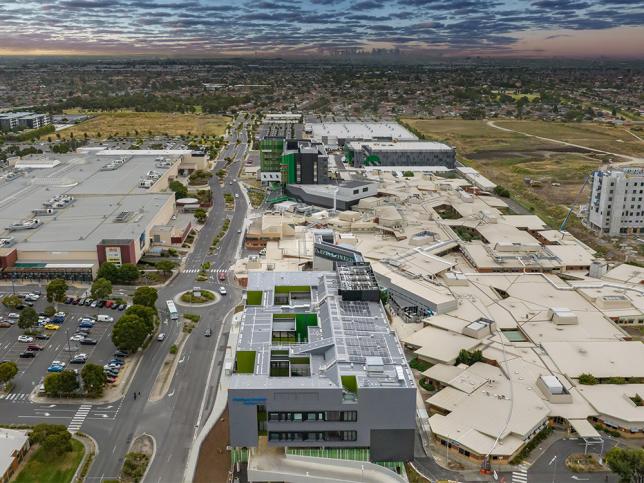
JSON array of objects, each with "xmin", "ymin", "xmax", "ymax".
[{"xmin": 97, "ymin": 314, "xmax": 114, "ymax": 323}]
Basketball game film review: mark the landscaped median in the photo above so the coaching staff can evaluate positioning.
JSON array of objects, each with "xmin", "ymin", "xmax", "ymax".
[{"xmin": 175, "ymin": 289, "xmax": 220, "ymax": 307}]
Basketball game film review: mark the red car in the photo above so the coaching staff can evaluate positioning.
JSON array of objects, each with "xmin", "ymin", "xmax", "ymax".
[
  {"xmin": 218, "ymin": 271, "xmax": 227, "ymax": 281},
  {"xmin": 104, "ymin": 300, "xmax": 113, "ymax": 308}
]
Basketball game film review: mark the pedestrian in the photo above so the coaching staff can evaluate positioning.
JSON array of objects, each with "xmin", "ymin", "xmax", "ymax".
[{"xmin": 134, "ymin": 392, "xmax": 137, "ymax": 400}]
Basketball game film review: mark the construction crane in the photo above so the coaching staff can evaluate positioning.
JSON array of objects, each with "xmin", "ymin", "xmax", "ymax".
[{"xmin": 559, "ymin": 175, "xmax": 591, "ymax": 232}]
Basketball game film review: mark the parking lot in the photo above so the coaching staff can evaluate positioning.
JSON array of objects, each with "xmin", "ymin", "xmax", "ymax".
[{"xmin": 0, "ymin": 291, "xmax": 128, "ymax": 395}]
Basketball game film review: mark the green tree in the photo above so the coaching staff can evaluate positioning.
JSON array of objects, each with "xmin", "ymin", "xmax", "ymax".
[
  {"xmin": 194, "ymin": 208, "xmax": 207, "ymax": 223},
  {"xmin": 18, "ymin": 307, "xmax": 38, "ymax": 330},
  {"xmin": 168, "ymin": 180, "xmax": 188, "ymax": 199},
  {"xmin": 155, "ymin": 260, "xmax": 176, "ymax": 277},
  {"xmin": 91, "ymin": 277, "xmax": 112, "ymax": 300},
  {"xmin": 456, "ymin": 349, "xmax": 483, "ymax": 366},
  {"xmin": 112, "ymin": 314, "xmax": 149, "ymax": 352},
  {"xmin": 46, "ymin": 278, "xmax": 68, "ymax": 304},
  {"xmin": 44, "ymin": 371, "xmax": 80, "ymax": 397},
  {"xmin": 578, "ymin": 373, "xmax": 599, "ymax": 385},
  {"xmin": 43, "ymin": 305, "xmax": 56, "ymax": 317},
  {"xmin": 29, "ymin": 424, "xmax": 72, "ymax": 459},
  {"xmin": 119, "ymin": 263, "xmax": 140, "ymax": 283},
  {"xmin": 2, "ymin": 294, "xmax": 21, "ymax": 308},
  {"xmin": 81, "ymin": 363, "xmax": 107, "ymax": 397},
  {"xmin": 0, "ymin": 361, "xmax": 18, "ymax": 389},
  {"xmin": 132, "ymin": 286, "xmax": 158, "ymax": 309},
  {"xmin": 494, "ymin": 185, "xmax": 511, "ymax": 198},
  {"xmin": 97, "ymin": 262, "xmax": 119, "ymax": 283},
  {"xmin": 606, "ymin": 446, "xmax": 644, "ymax": 482},
  {"xmin": 124, "ymin": 305, "xmax": 156, "ymax": 333}
]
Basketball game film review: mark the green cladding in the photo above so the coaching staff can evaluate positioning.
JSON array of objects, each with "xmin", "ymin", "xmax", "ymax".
[
  {"xmin": 260, "ymin": 138, "xmax": 284, "ymax": 173},
  {"xmin": 280, "ymin": 152, "xmax": 296, "ymax": 185}
]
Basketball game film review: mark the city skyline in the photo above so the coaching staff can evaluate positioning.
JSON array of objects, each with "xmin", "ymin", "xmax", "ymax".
[{"xmin": 0, "ymin": 0, "xmax": 643, "ymax": 58}]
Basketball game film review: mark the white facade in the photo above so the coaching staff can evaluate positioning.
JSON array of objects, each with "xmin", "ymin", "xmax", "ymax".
[{"xmin": 588, "ymin": 168, "xmax": 644, "ymax": 236}]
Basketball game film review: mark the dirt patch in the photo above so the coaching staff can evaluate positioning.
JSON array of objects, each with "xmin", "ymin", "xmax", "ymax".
[
  {"xmin": 194, "ymin": 408, "xmax": 231, "ymax": 483},
  {"xmin": 565, "ymin": 453, "xmax": 608, "ymax": 473},
  {"xmin": 130, "ymin": 434, "xmax": 154, "ymax": 457}
]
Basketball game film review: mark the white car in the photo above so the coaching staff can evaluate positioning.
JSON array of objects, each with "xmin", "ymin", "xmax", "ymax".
[
  {"xmin": 51, "ymin": 360, "xmax": 66, "ymax": 367},
  {"xmin": 70, "ymin": 334, "xmax": 85, "ymax": 342},
  {"xmin": 8, "ymin": 313, "xmax": 19, "ymax": 319},
  {"xmin": 219, "ymin": 286, "xmax": 227, "ymax": 295},
  {"xmin": 235, "ymin": 194, "xmax": 239, "ymax": 198},
  {"xmin": 157, "ymin": 333, "xmax": 166, "ymax": 341},
  {"xmin": 18, "ymin": 335, "xmax": 34, "ymax": 343}
]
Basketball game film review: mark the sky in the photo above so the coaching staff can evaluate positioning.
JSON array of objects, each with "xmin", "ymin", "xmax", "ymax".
[{"xmin": 0, "ymin": 0, "xmax": 643, "ymax": 58}]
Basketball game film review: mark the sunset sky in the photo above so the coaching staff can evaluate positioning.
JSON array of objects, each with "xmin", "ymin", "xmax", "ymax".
[{"xmin": 0, "ymin": 0, "xmax": 643, "ymax": 57}]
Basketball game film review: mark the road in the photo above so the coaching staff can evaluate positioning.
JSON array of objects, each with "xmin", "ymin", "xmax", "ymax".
[{"xmin": 0, "ymin": 114, "xmax": 251, "ymax": 482}]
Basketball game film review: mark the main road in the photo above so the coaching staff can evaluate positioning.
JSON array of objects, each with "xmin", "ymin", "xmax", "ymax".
[
  {"xmin": 88, "ymin": 114, "xmax": 252, "ymax": 482},
  {"xmin": 0, "ymin": 113, "xmax": 252, "ymax": 483}
]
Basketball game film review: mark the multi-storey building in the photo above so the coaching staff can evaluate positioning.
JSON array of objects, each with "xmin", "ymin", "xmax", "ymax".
[
  {"xmin": 345, "ymin": 141, "xmax": 456, "ymax": 169},
  {"xmin": 588, "ymin": 168, "xmax": 644, "ymax": 236},
  {"xmin": 260, "ymin": 138, "xmax": 329, "ymax": 185},
  {"xmin": 0, "ymin": 112, "xmax": 51, "ymax": 131},
  {"xmin": 228, "ymin": 266, "xmax": 417, "ymax": 462}
]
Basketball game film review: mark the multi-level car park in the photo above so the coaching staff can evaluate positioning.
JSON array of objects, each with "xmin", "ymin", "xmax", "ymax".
[{"xmin": 0, "ymin": 291, "xmax": 132, "ymax": 396}]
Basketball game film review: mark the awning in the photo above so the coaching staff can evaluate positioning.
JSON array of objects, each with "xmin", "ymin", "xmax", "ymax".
[{"xmin": 569, "ymin": 419, "xmax": 601, "ymax": 439}]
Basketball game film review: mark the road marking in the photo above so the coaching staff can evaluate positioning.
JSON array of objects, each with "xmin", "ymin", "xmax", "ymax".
[
  {"xmin": 512, "ymin": 467, "xmax": 528, "ymax": 483},
  {"xmin": 168, "ymin": 389, "xmax": 175, "ymax": 397},
  {"xmin": 68, "ymin": 404, "xmax": 92, "ymax": 434}
]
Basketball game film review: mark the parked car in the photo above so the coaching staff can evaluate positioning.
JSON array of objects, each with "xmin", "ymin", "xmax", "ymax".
[
  {"xmin": 0, "ymin": 322, "xmax": 11, "ymax": 328},
  {"xmin": 114, "ymin": 350, "xmax": 129, "ymax": 358},
  {"xmin": 108, "ymin": 359, "xmax": 124, "ymax": 366},
  {"xmin": 27, "ymin": 344, "xmax": 44, "ymax": 351},
  {"xmin": 18, "ymin": 335, "xmax": 34, "ymax": 343},
  {"xmin": 84, "ymin": 298, "xmax": 93, "ymax": 306},
  {"xmin": 70, "ymin": 334, "xmax": 85, "ymax": 342},
  {"xmin": 72, "ymin": 298, "xmax": 80, "ymax": 305},
  {"xmin": 15, "ymin": 304, "xmax": 25, "ymax": 310},
  {"xmin": 104, "ymin": 300, "xmax": 113, "ymax": 308},
  {"xmin": 106, "ymin": 376, "xmax": 118, "ymax": 383},
  {"xmin": 80, "ymin": 338, "xmax": 97, "ymax": 345},
  {"xmin": 97, "ymin": 314, "xmax": 113, "ymax": 323},
  {"xmin": 118, "ymin": 304, "xmax": 127, "ymax": 311},
  {"xmin": 97, "ymin": 300, "xmax": 105, "ymax": 308},
  {"xmin": 44, "ymin": 324, "xmax": 60, "ymax": 330},
  {"xmin": 157, "ymin": 333, "xmax": 166, "ymax": 341},
  {"xmin": 35, "ymin": 333, "xmax": 50, "ymax": 340},
  {"xmin": 64, "ymin": 297, "xmax": 73, "ymax": 304},
  {"xmin": 47, "ymin": 364, "xmax": 65, "ymax": 372},
  {"xmin": 7, "ymin": 313, "xmax": 19, "ymax": 319},
  {"xmin": 90, "ymin": 300, "xmax": 98, "ymax": 308},
  {"xmin": 19, "ymin": 351, "xmax": 36, "ymax": 358},
  {"xmin": 70, "ymin": 354, "xmax": 87, "ymax": 364}
]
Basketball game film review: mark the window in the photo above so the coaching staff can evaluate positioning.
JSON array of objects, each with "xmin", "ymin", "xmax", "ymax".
[
  {"xmin": 362, "ymin": 187, "xmax": 368, "ymax": 192},
  {"xmin": 353, "ymin": 189, "xmax": 359, "ymax": 195}
]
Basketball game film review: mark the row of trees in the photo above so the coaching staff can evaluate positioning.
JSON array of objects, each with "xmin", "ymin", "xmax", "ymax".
[
  {"xmin": 44, "ymin": 364, "xmax": 107, "ymax": 398},
  {"xmin": 111, "ymin": 287, "xmax": 159, "ymax": 353}
]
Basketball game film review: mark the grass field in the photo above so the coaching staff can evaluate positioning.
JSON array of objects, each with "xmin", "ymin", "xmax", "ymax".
[
  {"xmin": 50, "ymin": 112, "xmax": 231, "ymax": 139},
  {"xmin": 401, "ymin": 118, "xmax": 643, "ymax": 257},
  {"xmin": 14, "ymin": 438, "xmax": 84, "ymax": 483}
]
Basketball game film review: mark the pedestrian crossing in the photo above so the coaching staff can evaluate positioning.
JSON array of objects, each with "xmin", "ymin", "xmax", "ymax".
[
  {"xmin": 182, "ymin": 268, "xmax": 228, "ymax": 275},
  {"xmin": 68, "ymin": 404, "xmax": 92, "ymax": 434},
  {"xmin": 0, "ymin": 393, "xmax": 30, "ymax": 401},
  {"xmin": 512, "ymin": 464, "xmax": 529, "ymax": 483}
]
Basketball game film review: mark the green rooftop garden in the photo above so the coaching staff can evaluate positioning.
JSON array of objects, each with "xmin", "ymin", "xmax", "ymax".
[
  {"xmin": 246, "ymin": 290, "xmax": 263, "ymax": 306},
  {"xmin": 235, "ymin": 351, "xmax": 256, "ymax": 374},
  {"xmin": 341, "ymin": 375, "xmax": 358, "ymax": 394}
]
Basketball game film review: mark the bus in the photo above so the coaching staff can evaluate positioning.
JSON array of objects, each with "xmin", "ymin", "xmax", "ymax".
[{"xmin": 166, "ymin": 300, "xmax": 179, "ymax": 320}]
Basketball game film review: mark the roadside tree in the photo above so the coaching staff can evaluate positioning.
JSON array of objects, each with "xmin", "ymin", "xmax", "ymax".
[
  {"xmin": 168, "ymin": 180, "xmax": 188, "ymax": 199},
  {"xmin": 155, "ymin": 260, "xmax": 176, "ymax": 277},
  {"xmin": 44, "ymin": 371, "xmax": 80, "ymax": 397},
  {"xmin": 91, "ymin": 277, "xmax": 112, "ymax": 300},
  {"xmin": 132, "ymin": 287, "xmax": 158, "ymax": 308},
  {"xmin": 112, "ymin": 314, "xmax": 149, "ymax": 352},
  {"xmin": 81, "ymin": 363, "xmax": 107, "ymax": 397},
  {"xmin": 606, "ymin": 446, "xmax": 644, "ymax": 482},
  {"xmin": 0, "ymin": 361, "xmax": 18, "ymax": 390},
  {"xmin": 29, "ymin": 424, "xmax": 73, "ymax": 458},
  {"xmin": 124, "ymin": 305, "xmax": 156, "ymax": 332}
]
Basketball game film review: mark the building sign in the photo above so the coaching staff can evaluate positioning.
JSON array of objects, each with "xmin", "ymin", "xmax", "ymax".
[
  {"xmin": 139, "ymin": 232, "xmax": 146, "ymax": 249},
  {"xmin": 232, "ymin": 397, "xmax": 267, "ymax": 406},
  {"xmin": 314, "ymin": 243, "xmax": 360, "ymax": 263},
  {"xmin": 105, "ymin": 247, "xmax": 122, "ymax": 265}
]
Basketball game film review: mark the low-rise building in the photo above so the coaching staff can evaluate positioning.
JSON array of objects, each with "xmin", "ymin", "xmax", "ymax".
[
  {"xmin": 346, "ymin": 141, "xmax": 456, "ymax": 169},
  {"xmin": 0, "ymin": 429, "xmax": 29, "ymax": 483}
]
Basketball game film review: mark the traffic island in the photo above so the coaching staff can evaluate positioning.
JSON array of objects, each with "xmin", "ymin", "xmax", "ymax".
[
  {"xmin": 119, "ymin": 434, "xmax": 155, "ymax": 483},
  {"xmin": 175, "ymin": 289, "xmax": 220, "ymax": 307}
]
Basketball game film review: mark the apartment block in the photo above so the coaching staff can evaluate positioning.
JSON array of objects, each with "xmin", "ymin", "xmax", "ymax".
[{"xmin": 588, "ymin": 168, "xmax": 644, "ymax": 236}]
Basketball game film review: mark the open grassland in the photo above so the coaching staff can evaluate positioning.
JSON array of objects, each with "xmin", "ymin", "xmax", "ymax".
[
  {"xmin": 14, "ymin": 438, "xmax": 84, "ymax": 483},
  {"xmin": 402, "ymin": 119, "xmax": 644, "ymax": 259},
  {"xmin": 495, "ymin": 120, "xmax": 644, "ymax": 158},
  {"xmin": 51, "ymin": 112, "xmax": 231, "ymax": 139}
]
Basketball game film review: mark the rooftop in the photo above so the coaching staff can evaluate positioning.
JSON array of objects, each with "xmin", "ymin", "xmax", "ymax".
[{"xmin": 308, "ymin": 122, "xmax": 417, "ymax": 142}]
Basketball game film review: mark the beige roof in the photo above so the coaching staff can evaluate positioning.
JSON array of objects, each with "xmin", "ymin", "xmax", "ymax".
[
  {"xmin": 543, "ymin": 341, "xmax": 644, "ymax": 378},
  {"xmin": 500, "ymin": 215, "xmax": 548, "ymax": 230},
  {"xmin": 577, "ymin": 384, "xmax": 644, "ymax": 426},
  {"xmin": 603, "ymin": 263, "xmax": 644, "ymax": 285},
  {"xmin": 404, "ymin": 326, "xmax": 480, "ymax": 364},
  {"xmin": 569, "ymin": 419, "xmax": 601, "ymax": 438},
  {"xmin": 0, "ymin": 429, "xmax": 28, "ymax": 476},
  {"xmin": 422, "ymin": 363, "xmax": 465, "ymax": 384},
  {"xmin": 547, "ymin": 244, "xmax": 594, "ymax": 267}
]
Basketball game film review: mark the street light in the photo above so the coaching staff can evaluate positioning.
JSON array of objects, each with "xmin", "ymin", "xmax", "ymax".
[{"xmin": 548, "ymin": 455, "xmax": 557, "ymax": 483}]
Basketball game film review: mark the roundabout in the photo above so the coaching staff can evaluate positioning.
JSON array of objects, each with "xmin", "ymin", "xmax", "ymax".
[{"xmin": 174, "ymin": 288, "xmax": 221, "ymax": 307}]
